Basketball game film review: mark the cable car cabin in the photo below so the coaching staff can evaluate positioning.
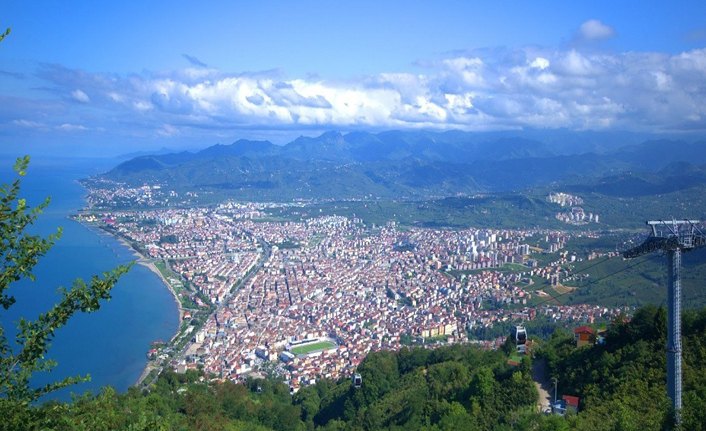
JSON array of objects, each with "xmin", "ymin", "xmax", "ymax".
[
  {"xmin": 257, "ymin": 386, "xmax": 262, "ymax": 395},
  {"xmin": 353, "ymin": 373, "xmax": 362, "ymax": 388},
  {"xmin": 511, "ymin": 325, "xmax": 527, "ymax": 346},
  {"xmin": 289, "ymin": 385, "xmax": 295, "ymax": 394}
]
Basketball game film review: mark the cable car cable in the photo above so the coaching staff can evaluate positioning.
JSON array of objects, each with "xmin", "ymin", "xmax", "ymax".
[{"xmin": 530, "ymin": 253, "xmax": 661, "ymax": 308}]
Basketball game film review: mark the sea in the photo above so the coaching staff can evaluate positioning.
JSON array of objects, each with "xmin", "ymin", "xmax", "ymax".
[{"xmin": 0, "ymin": 155, "xmax": 180, "ymax": 401}]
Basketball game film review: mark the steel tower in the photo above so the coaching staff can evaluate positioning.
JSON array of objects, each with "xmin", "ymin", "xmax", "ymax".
[{"xmin": 623, "ymin": 220, "xmax": 706, "ymax": 423}]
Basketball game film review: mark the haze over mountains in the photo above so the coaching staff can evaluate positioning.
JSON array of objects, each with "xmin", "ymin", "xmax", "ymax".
[{"xmin": 103, "ymin": 130, "xmax": 706, "ymax": 200}]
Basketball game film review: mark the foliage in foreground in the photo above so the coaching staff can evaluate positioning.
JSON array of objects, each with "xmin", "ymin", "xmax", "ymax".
[
  {"xmin": 0, "ymin": 157, "xmax": 130, "ymax": 416},
  {"xmin": 541, "ymin": 304, "xmax": 706, "ymax": 430},
  {"xmin": 6, "ymin": 304, "xmax": 706, "ymax": 430},
  {"xmin": 2, "ymin": 342, "xmax": 538, "ymax": 431}
]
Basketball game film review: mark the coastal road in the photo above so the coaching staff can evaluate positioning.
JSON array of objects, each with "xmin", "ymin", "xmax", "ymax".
[{"xmin": 165, "ymin": 233, "xmax": 272, "ymax": 370}]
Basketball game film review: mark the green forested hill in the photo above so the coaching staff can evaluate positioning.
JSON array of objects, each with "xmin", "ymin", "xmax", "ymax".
[
  {"xmin": 2, "ymin": 344, "xmax": 538, "ymax": 431},
  {"xmin": 541, "ymin": 305, "xmax": 706, "ymax": 430},
  {"xmin": 5, "ymin": 305, "xmax": 706, "ymax": 430},
  {"xmin": 95, "ymin": 132, "xmax": 706, "ymax": 205}
]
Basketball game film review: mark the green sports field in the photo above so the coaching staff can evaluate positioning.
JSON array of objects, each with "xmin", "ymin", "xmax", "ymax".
[{"xmin": 291, "ymin": 341, "xmax": 336, "ymax": 355}]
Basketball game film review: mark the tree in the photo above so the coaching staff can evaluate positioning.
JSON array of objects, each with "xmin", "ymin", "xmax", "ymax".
[{"xmin": 0, "ymin": 156, "xmax": 131, "ymax": 406}]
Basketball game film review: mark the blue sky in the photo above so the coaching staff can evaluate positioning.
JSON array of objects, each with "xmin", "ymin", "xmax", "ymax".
[{"xmin": 1, "ymin": 1, "xmax": 706, "ymax": 156}]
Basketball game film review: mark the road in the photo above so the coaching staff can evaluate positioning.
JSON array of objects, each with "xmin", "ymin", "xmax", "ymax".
[
  {"xmin": 532, "ymin": 358, "xmax": 554, "ymax": 413},
  {"xmin": 139, "ymin": 232, "xmax": 272, "ymax": 389}
]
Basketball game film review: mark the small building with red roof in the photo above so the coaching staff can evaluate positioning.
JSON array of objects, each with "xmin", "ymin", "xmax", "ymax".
[
  {"xmin": 563, "ymin": 395, "xmax": 579, "ymax": 413},
  {"xmin": 574, "ymin": 326, "xmax": 596, "ymax": 347}
]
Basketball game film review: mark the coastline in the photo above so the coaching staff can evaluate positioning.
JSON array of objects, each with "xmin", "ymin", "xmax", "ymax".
[
  {"xmin": 138, "ymin": 258, "xmax": 186, "ymax": 323},
  {"xmin": 76, "ymin": 218, "xmax": 184, "ymax": 386},
  {"xmin": 79, "ymin": 220, "xmax": 185, "ymax": 322}
]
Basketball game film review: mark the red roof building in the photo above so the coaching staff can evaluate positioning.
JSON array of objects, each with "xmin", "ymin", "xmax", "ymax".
[
  {"xmin": 563, "ymin": 395, "xmax": 579, "ymax": 407},
  {"xmin": 562, "ymin": 395, "xmax": 579, "ymax": 413},
  {"xmin": 574, "ymin": 326, "xmax": 596, "ymax": 347}
]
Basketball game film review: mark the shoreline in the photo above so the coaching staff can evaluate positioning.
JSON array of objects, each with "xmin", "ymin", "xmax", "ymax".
[
  {"xmin": 138, "ymin": 258, "xmax": 186, "ymax": 323},
  {"xmin": 76, "ymin": 218, "xmax": 184, "ymax": 386},
  {"xmin": 81, "ymin": 220, "xmax": 185, "ymax": 322}
]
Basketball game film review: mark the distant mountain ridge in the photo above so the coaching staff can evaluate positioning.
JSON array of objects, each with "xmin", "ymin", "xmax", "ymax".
[
  {"xmin": 114, "ymin": 146, "xmax": 177, "ymax": 160},
  {"xmin": 565, "ymin": 162, "xmax": 706, "ymax": 197},
  {"xmin": 100, "ymin": 130, "xmax": 706, "ymax": 200},
  {"xmin": 112, "ymin": 130, "xmax": 561, "ymax": 168}
]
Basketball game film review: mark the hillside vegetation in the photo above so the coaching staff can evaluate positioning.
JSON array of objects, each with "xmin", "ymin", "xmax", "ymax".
[
  {"xmin": 97, "ymin": 132, "xmax": 706, "ymax": 202},
  {"xmin": 88, "ymin": 132, "xmax": 706, "ymax": 230},
  {"xmin": 6, "ymin": 305, "xmax": 706, "ymax": 430}
]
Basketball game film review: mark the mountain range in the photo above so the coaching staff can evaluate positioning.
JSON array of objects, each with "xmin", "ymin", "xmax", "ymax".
[{"xmin": 99, "ymin": 130, "xmax": 706, "ymax": 200}]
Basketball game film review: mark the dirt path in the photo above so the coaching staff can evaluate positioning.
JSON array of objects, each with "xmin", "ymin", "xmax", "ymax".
[{"xmin": 532, "ymin": 358, "xmax": 553, "ymax": 413}]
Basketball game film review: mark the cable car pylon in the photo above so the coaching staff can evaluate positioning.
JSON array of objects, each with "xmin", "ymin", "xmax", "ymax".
[{"xmin": 623, "ymin": 219, "xmax": 706, "ymax": 425}]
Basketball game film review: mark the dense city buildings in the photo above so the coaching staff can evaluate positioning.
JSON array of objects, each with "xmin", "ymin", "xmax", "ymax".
[{"xmin": 84, "ymin": 191, "xmax": 627, "ymax": 390}]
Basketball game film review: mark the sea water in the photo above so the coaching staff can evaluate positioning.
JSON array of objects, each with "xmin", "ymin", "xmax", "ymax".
[{"xmin": 0, "ymin": 156, "xmax": 180, "ymax": 401}]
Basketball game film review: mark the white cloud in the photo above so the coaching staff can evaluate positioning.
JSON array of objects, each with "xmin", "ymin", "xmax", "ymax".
[
  {"xmin": 71, "ymin": 89, "xmax": 90, "ymax": 103},
  {"xmin": 11, "ymin": 119, "xmax": 44, "ymax": 128},
  {"xmin": 442, "ymin": 57, "xmax": 486, "ymax": 87},
  {"xmin": 108, "ymin": 92, "xmax": 126, "ymax": 103},
  {"xmin": 133, "ymin": 101, "xmax": 152, "ymax": 111},
  {"xmin": 157, "ymin": 123, "xmax": 178, "ymax": 137},
  {"xmin": 529, "ymin": 57, "xmax": 550, "ymax": 70},
  {"xmin": 10, "ymin": 45, "xmax": 706, "ymax": 138},
  {"xmin": 557, "ymin": 50, "xmax": 605, "ymax": 76},
  {"xmin": 579, "ymin": 19, "xmax": 616, "ymax": 41},
  {"xmin": 57, "ymin": 123, "xmax": 87, "ymax": 131}
]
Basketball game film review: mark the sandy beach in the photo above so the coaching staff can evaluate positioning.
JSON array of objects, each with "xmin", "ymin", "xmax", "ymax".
[
  {"xmin": 95, "ymin": 226, "xmax": 186, "ymax": 323},
  {"xmin": 138, "ymin": 258, "xmax": 186, "ymax": 323},
  {"xmin": 77, "ymin": 220, "xmax": 185, "ymax": 386},
  {"xmin": 83, "ymin": 222, "xmax": 185, "ymax": 318}
]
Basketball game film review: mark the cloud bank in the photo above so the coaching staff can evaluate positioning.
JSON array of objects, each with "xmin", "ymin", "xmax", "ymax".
[{"xmin": 3, "ymin": 22, "xmax": 706, "ymax": 142}]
